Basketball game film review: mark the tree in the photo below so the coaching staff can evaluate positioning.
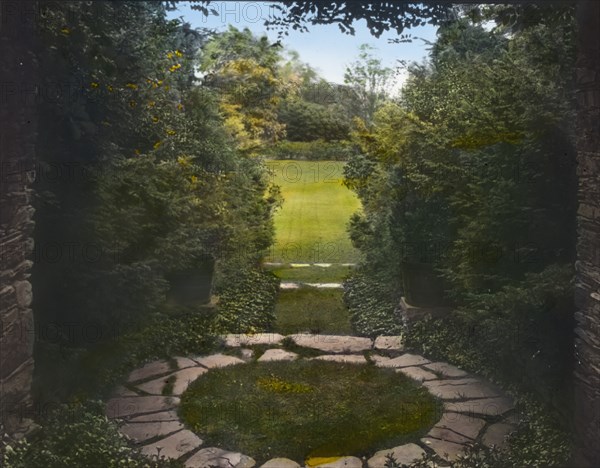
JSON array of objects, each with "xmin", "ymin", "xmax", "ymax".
[
  {"xmin": 343, "ymin": 44, "xmax": 395, "ymax": 125},
  {"xmin": 200, "ymin": 26, "xmax": 287, "ymax": 153}
]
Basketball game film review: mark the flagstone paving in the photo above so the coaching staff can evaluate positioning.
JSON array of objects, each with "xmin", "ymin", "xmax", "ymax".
[{"xmin": 106, "ymin": 333, "xmax": 518, "ymax": 467}]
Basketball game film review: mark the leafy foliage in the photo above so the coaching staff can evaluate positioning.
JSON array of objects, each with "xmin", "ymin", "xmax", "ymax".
[
  {"xmin": 200, "ymin": 26, "xmax": 287, "ymax": 153},
  {"xmin": 343, "ymin": 270, "xmax": 403, "ymax": 337},
  {"xmin": 263, "ymin": 139, "xmax": 356, "ymax": 161},
  {"xmin": 215, "ymin": 269, "xmax": 280, "ymax": 333},
  {"xmin": 1, "ymin": 401, "xmax": 183, "ymax": 468}
]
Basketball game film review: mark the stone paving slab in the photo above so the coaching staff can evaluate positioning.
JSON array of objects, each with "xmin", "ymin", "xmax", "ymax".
[
  {"xmin": 444, "ymin": 397, "xmax": 514, "ymax": 417},
  {"xmin": 423, "ymin": 378, "xmax": 481, "ymax": 386},
  {"xmin": 240, "ymin": 348, "xmax": 254, "ymax": 360},
  {"xmin": 426, "ymin": 426, "xmax": 471, "ymax": 444},
  {"xmin": 224, "ymin": 333, "xmax": 285, "ymax": 347},
  {"xmin": 424, "ymin": 362, "xmax": 469, "ymax": 378},
  {"xmin": 312, "ymin": 354, "xmax": 367, "ymax": 364},
  {"xmin": 184, "ymin": 447, "xmax": 256, "ymax": 467},
  {"xmin": 194, "ymin": 353, "xmax": 245, "ymax": 369},
  {"xmin": 372, "ymin": 353, "xmax": 431, "ymax": 368},
  {"xmin": 171, "ymin": 367, "xmax": 209, "ymax": 395},
  {"xmin": 310, "ymin": 456, "xmax": 362, "ymax": 468},
  {"xmin": 435, "ymin": 412, "xmax": 486, "ymax": 440},
  {"xmin": 258, "ymin": 349, "xmax": 298, "ymax": 362},
  {"xmin": 136, "ymin": 374, "xmax": 176, "ymax": 396},
  {"xmin": 423, "ymin": 381, "xmax": 500, "ymax": 400},
  {"xmin": 141, "ymin": 429, "xmax": 202, "ymax": 460},
  {"xmin": 305, "ymin": 283, "xmax": 343, "ymax": 289},
  {"xmin": 106, "ymin": 396, "xmax": 180, "ymax": 419},
  {"xmin": 129, "ymin": 410, "xmax": 180, "ymax": 422},
  {"xmin": 261, "ymin": 458, "xmax": 301, "ymax": 468},
  {"xmin": 128, "ymin": 360, "xmax": 172, "ymax": 383},
  {"xmin": 111, "ymin": 385, "xmax": 138, "ymax": 397},
  {"xmin": 367, "ymin": 443, "xmax": 426, "ymax": 467},
  {"xmin": 421, "ymin": 437, "xmax": 465, "ymax": 461},
  {"xmin": 175, "ymin": 357, "xmax": 199, "ymax": 370},
  {"xmin": 374, "ymin": 335, "xmax": 404, "ymax": 351},
  {"xmin": 482, "ymin": 422, "xmax": 516, "ymax": 448},
  {"xmin": 120, "ymin": 420, "xmax": 184, "ymax": 443},
  {"xmin": 396, "ymin": 366, "xmax": 437, "ymax": 382},
  {"xmin": 289, "ymin": 334, "xmax": 372, "ymax": 353}
]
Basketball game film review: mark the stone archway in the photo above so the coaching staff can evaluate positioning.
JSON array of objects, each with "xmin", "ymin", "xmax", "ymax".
[{"xmin": 0, "ymin": 2, "xmax": 598, "ymax": 465}]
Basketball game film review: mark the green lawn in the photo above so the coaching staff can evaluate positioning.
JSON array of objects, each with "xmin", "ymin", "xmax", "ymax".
[
  {"xmin": 266, "ymin": 264, "xmax": 354, "ymax": 283},
  {"xmin": 265, "ymin": 160, "xmax": 362, "ymax": 264},
  {"xmin": 274, "ymin": 288, "xmax": 351, "ymax": 335},
  {"xmin": 179, "ymin": 360, "xmax": 440, "ymax": 465}
]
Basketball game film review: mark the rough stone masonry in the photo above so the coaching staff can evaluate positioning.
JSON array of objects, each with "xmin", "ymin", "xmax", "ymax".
[{"xmin": 0, "ymin": 1, "xmax": 38, "ymax": 437}]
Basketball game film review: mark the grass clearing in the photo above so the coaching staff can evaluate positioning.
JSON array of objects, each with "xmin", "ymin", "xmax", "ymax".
[
  {"xmin": 265, "ymin": 160, "xmax": 362, "ymax": 264},
  {"xmin": 266, "ymin": 264, "xmax": 354, "ymax": 283},
  {"xmin": 274, "ymin": 288, "xmax": 351, "ymax": 335},
  {"xmin": 179, "ymin": 360, "xmax": 440, "ymax": 464}
]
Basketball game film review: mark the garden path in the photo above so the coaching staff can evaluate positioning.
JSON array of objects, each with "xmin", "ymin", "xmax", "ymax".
[{"xmin": 106, "ymin": 333, "xmax": 518, "ymax": 468}]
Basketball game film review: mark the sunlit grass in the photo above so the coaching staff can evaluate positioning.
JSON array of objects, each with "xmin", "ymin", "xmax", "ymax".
[
  {"xmin": 274, "ymin": 288, "xmax": 351, "ymax": 335},
  {"xmin": 265, "ymin": 160, "xmax": 362, "ymax": 264},
  {"xmin": 179, "ymin": 360, "xmax": 440, "ymax": 464}
]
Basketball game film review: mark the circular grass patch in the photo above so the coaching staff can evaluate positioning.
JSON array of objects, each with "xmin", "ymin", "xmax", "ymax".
[{"xmin": 179, "ymin": 360, "xmax": 440, "ymax": 464}]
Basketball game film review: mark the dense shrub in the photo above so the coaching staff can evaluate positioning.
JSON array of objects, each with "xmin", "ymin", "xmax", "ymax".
[
  {"xmin": 343, "ymin": 271, "xmax": 403, "ymax": 337},
  {"xmin": 34, "ymin": 310, "xmax": 219, "ymax": 403},
  {"xmin": 215, "ymin": 269, "xmax": 280, "ymax": 333},
  {"xmin": 1, "ymin": 401, "xmax": 183, "ymax": 468},
  {"xmin": 403, "ymin": 264, "xmax": 574, "ymax": 402},
  {"xmin": 263, "ymin": 139, "xmax": 357, "ymax": 161}
]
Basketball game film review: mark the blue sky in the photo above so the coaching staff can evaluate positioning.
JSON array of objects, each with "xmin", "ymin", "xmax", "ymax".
[{"xmin": 167, "ymin": 1, "xmax": 438, "ymax": 90}]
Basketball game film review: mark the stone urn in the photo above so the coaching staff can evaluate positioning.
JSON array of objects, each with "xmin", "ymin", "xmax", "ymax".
[
  {"xmin": 400, "ymin": 261, "xmax": 448, "ymax": 308},
  {"xmin": 167, "ymin": 258, "xmax": 215, "ymax": 305}
]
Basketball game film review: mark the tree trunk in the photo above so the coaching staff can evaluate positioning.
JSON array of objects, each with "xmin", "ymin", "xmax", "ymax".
[{"xmin": 573, "ymin": 0, "xmax": 600, "ymax": 465}]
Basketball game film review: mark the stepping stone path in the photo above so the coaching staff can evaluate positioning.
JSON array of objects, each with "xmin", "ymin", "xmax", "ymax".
[{"xmin": 107, "ymin": 334, "xmax": 518, "ymax": 467}]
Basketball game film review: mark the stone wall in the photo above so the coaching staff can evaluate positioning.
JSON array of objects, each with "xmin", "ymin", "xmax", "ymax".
[
  {"xmin": 0, "ymin": 1, "xmax": 38, "ymax": 437},
  {"xmin": 573, "ymin": 0, "xmax": 600, "ymax": 466}
]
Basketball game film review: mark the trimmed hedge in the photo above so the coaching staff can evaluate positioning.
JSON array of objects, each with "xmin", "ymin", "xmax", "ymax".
[
  {"xmin": 343, "ymin": 271, "xmax": 403, "ymax": 337},
  {"xmin": 215, "ymin": 268, "xmax": 280, "ymax": 333}
]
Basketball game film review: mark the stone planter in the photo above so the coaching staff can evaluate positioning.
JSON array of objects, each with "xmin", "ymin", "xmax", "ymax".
[{"xmin": 167, "ymin": 259, "xmax": 215, "ymax": 305}]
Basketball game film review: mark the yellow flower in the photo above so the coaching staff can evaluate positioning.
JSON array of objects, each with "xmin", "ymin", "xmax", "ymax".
[
  {"xmin": 126, "ymin": 83, "xmax": 138, "ymax": 90},
  {"xmin": 147, "ymin": 101, "xmax": 156, "ymax": 108},
  {"xmin": 177, "ymin": 103, "xmax": 184, "ymax": 111},
  {"xmin": 61, "ymin": 28, "xmax": 70, "ymax": 35},
  {"xmin": 169, "ymin": 63, "xmax": 181, "ymax": 72},
  {"xmin": 90, "ymin": 82, "xmax": 99, "ymax": 88},
  {"xmin": 134, "ymin": 149, "xmax": 140, "ymax": 155},
  {"xmin": 106, "ymin": 85, "xmax": 113, "ymax": 92},
  {"xmin": 166, "ymin": 129, "xmax": 176, "ymax": 136},
  {"xmin": 190, "ymin": 175, "xmax": 198, "ymax": 184},
  {"xmin": 175, "ymin": 50, "xmax": 183, "ymax": 57},
  {"xmin": 151, "ymin": 116, "xmax": 159, "ymax": 123},
  {"xmin": 167, "ymin": 52, "xmax": 174, "ymax": 59},
  {"xmin": 153, "ymin": 141, "xmax": 162, "ymax": 149},
  {"xmin": 177, "ymin": 156, "xmax": 190, "ymax": 167}
]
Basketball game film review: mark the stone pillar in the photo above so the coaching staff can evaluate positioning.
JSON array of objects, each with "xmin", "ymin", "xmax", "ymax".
[
  {"xmin": 573, "ymin": 0, "xmax": 600, "ymax": 465},
  {"xmin": 0, "ymin": 0, "xmax": 39, "ymax": 437}
]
